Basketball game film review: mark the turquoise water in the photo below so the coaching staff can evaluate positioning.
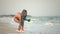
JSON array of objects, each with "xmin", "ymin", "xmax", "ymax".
[
  {"xmin": 0, "ymin": 16, "xmax": 60, "ymax": 23},
  {"xmin": 27, "ymin": 16, "xmax": 60, "ymax": 23}
]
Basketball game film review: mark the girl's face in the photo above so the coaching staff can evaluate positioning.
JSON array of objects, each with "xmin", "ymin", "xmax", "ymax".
[{"xmin": 24, "ymin": 11, "xmax": 27, "ymax": 16}]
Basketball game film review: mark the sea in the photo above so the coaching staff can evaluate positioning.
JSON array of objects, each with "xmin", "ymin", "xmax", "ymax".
[{"xmin": 0, "ymin": 16, "xmax": 60, "ymax": 34}]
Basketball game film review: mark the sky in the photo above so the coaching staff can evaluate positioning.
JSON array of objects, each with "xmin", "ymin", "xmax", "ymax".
[{"xmin": 0, "ymin": 0, "xmax": 60, "ymax": 16}]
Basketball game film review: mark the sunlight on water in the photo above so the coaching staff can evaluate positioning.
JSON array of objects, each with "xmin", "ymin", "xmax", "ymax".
[{"xmin": 44, "ymin": 21, "xmax": 54, "ymax": 26}]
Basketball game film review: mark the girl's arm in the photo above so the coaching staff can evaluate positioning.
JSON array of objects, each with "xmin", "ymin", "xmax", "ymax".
[{"xmin": 14, "ymin": 16, "xmax": 19, "ymax": 22}]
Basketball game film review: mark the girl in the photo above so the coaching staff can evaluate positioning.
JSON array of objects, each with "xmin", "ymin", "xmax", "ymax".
[{"xmin": 14, "ymin": 9, "xmax": 27, "ymax": 32}]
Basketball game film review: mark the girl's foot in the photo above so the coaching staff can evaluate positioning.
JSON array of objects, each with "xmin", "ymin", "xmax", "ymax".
[
  {"xmin": 20, "ymin": 30, "xmax": 24, "ymax": 32},
  {"xmin": 22, "ymin": 30, "xmax": 24, "ymax": 32}
]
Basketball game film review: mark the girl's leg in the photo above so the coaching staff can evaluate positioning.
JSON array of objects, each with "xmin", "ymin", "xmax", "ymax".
[
  {"xmin": 18, "ymin": 25, "xmax": 21, "ymax": 31},
  {"xmin": 20, "ymin": 23, "xmax": 24, "ymax": 32},
  {"xmin": 19, "ymin": 26, "xmax": 23, "ymax": 32},
  {"xmin": 20, "ymin": 26, "xmax": 24, "ymax": 32},
  {"xmin": 22, "ymin": 26, "xmax": 24, "ymax": 31},
  {"xmin": 17, "ymin": 25, "xmax": 23, "ymax": 32}
]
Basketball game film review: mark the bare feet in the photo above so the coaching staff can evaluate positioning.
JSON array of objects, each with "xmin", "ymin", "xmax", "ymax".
[
  {"xmin": 16, "ymin": 29, "xmax": 24, "ymax": 32},
  {"xmin": 20, "ymin": 29, "xmax": 24, "ymax": 32}
]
